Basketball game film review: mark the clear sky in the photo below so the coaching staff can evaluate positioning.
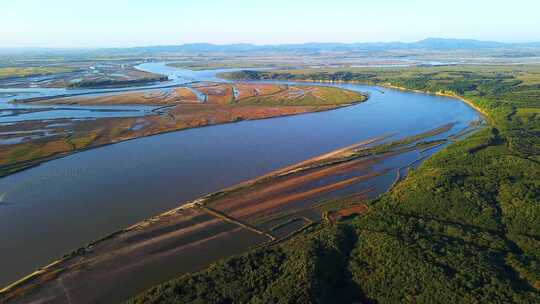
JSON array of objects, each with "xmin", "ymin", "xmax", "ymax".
[{"xmin": 1, "ymin": 0, "xmax": 539, "ymax": 48}]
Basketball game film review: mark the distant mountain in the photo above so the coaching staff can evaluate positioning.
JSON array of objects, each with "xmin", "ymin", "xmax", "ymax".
[
  {"xmin": 413, "ymin": 38, "xmax": 506, "ymax": 49},
  {"xmin": 113, "ymin": 38, "xmax": 540, "ymax": 54},
  {"xmin": 2, "ymin": 38, "xmax": 540, "ymax": 56}
]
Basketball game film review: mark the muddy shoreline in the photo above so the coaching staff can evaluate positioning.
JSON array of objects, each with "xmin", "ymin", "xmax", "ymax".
[
  {"xmin": 1, "ymin": 82, "xmax": 366, "ymax": 178},
  {"xmin": 0, "ymin": 121, "xmax": 481, "ymax": 303},
  {"xmin": 0, "ymin": 101, "xmax": 363, "ymax": 178},
  {"xmin": 0, "ymin": 67, "xmax": 482, "ymax": 300}
]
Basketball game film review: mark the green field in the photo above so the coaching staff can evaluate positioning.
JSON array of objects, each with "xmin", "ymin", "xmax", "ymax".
[{"xmin": 130, "ymin": 65, "xmax": 540, "ymax": 303}]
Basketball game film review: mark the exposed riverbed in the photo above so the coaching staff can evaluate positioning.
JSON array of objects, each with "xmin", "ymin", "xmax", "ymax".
[{"xmin": 0, "ymin": 63, "xmax": 479, "ymax": 288}]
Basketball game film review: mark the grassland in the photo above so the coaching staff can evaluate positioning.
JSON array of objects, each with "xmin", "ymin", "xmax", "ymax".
[
  {"xmin": 0, "ymin": 67, "xmax": 74, "ymax": 79},
  {"xmin": 237, "ymin": 85, "xmax": 364, "ymax": 106},
  {"xmin": 0, "ymin": 61, "xmax": 167, "ymax": 88},
  {"xmin": 33, "ymin": 87, "xmax": 201, "ymax": 105},
  {"xmin": 129, "ymin": 65, "xmax": 540, "ymax": 303},
  {"xmin": 66, "ymin": 75, "xmax": 168, "ymax": 89},
  {"xmin": 30, "ymin": 83, "xmax": 365, "ymax": 106}
]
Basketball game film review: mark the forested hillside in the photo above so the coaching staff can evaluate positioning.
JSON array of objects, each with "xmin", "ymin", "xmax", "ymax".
[{"xmin": 130, "ymin": 65, "xmax": 540, "ymax": 303}]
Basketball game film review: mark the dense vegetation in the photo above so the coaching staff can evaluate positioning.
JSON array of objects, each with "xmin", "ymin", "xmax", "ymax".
[
  {"xmin": 129, "ymin": 225, "xmax": 365, "ymax": 304},
  {"xmin": 131, "ymin": 65, "xmax": 540, "ymax": 303},
  {"xmin": 67, "ymin": 75, "xmax": 168, "ymax": 88}
]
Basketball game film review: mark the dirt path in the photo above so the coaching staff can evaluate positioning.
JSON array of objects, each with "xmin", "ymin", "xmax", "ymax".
[{"xmin": 198, "ymin": 206, "xmax": 276, "ymax": 241}]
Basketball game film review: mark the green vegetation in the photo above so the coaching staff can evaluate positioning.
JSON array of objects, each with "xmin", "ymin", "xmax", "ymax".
[
  {"xmin": 128, "ymin": 224, "xmax": 364, "ymax": 304},
  {"xmin": 0, "ymin": 66, "xmax": 74, "ymax": 79},
  {"xmin": 237, "ymin": 86, "xmax": 366, "ymax": 106},
  {"xmin": 136, "ymin": 65, "xmax": 540, "ymax": 302},
  {"xmin": 67, "ymin": 76, "xmax": 167, "ymax": 88}
]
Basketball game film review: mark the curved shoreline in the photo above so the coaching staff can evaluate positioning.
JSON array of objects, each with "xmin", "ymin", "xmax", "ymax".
[
  {"xmin": 222, "ymin": 75, "xmax": 490, "ymax": 122},
  {"xmin": 0, "ymin": 123, "xmax": 472, "ymax": 299},
  {"xmin": 0, "ymin": 99, "xmax": 365, "ymax": 178},
  {"xmin": 380, "ymin": 83, "xmax": 490, "ymax": 120},
  {"xmin": 0, "ymin": 69, "xmax": 483, "ymax": 300}
]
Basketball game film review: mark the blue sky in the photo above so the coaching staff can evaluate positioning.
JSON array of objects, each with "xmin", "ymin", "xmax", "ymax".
[{"xmin": 1, "ymin": 0, "xmax": 539, "ymax": 48}]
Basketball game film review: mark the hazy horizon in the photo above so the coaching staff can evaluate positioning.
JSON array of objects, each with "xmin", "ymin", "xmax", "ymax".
[
  {"xmin": 2, "ymin": 37, "xmax": 540, "ymax": 51},
  {"xmin": 2, "ymin": 0, "xmax": 540, "ymax": 48}
]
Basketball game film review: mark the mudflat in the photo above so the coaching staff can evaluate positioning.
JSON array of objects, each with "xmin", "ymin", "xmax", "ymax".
[{"xmin": 0, "ymin": 83, "xmax": 366, "ymax": 177}]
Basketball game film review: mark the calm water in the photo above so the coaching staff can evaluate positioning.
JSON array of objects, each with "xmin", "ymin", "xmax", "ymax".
[{"xmin": 0, "ymin": 64, "xmax": 479, "ymax": 286}]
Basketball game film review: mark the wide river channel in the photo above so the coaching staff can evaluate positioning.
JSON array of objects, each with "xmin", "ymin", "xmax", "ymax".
[{"xmin": 0, "ymin": 62, "xmax": 480, "ymax": 287}]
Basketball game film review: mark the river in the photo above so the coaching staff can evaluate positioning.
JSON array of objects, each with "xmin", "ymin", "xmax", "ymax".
[{"xmin": 0, "ymin": 62, "xmax": 480, "ymax": 287}]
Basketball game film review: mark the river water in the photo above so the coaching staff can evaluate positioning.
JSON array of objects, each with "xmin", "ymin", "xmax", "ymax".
[{"xmin": 0, "ymin": 63, "xmax": 479, "ymax": 287}]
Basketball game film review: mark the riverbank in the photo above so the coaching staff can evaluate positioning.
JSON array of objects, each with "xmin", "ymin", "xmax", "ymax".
[
  {"xmin": 221, "ymin": 71, "xmax": 491, "ymax": 122},
  {"xmin": 0, "ymin": 122, "xmax": 471, "ymax": 303},
  {"xmin": 381, "ymin": 83, "xmax": 491, "ymax": 120},
  {"xmin": 0, "ymin": 65, "xmax": 482, "ymax": 299},
  {"xmin": 0, "ymin": 62, "xmax": 167, "ymax": 89},
  {"xmin": 132, "ymin": 65, "xmax": 540, "ymax": 303},
  {"xmin": 1, "ymin": 83, "xmax": 366, "ymax": 178}
]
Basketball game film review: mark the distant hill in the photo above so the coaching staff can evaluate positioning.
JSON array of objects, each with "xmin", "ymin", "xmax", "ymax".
[
  {"xmin": 2, "ymin": 38, "xmax": 540, "ymax": 56},
  {"xmin": 112, "ymin": 38, "xmax": 540, "ymax": 54}
]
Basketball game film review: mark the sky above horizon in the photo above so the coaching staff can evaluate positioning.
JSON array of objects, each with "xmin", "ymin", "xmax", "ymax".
[{"xmin": 2, "ymin": 0, "xmax": 539, "ymax": 48}]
